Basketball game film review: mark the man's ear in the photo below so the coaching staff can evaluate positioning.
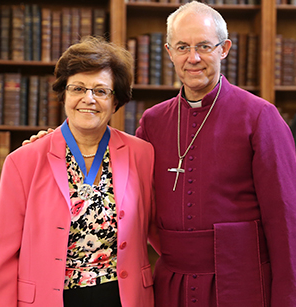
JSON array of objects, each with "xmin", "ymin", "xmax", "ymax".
[
  {"xmin": 221, "ymin": 39, "xmax": 232, "ymax": 60},
  {"xmin": 164, "ymin": 43, "xmax": 174, "ymax": 62}
]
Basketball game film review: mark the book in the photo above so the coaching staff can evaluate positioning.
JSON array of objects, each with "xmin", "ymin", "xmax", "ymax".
[
  {"xmin": 125, "ymin": 100, "xmax": 137, "ymax": 135},
  {"xmin": 71, "ymin": 8, "xmax": 80, "ymax": 45},
  {"xmin": 93, "ymin": 9, "xmax": 106, "ymax": 38},
  {"xmin": 281, "ymin": 38, "xmax": 295, "ymax": 86},
  {"xmin": 227, "ymin": 32, "xmax": 238, "ymax": 85},
  {"xmin": 0, "ymin": 5, "xmax": 11, "ymax": 60},
  {"xmin": 61, "ymin": 7, "xmax": 71, "ymax": 54},
  {"xmin": 20, "ymin": 75, "xmax": 29, "ymax": 126},
  {"xmin": 246, "ymin": 33, "xmax": 258, "ymax": 86},
  {"xmin": 0, "ymin": 131, "xmax": 11, "ymax": 174},
  {"xmin": 80, "ymin": 8, "xmax": 92, "ymax": 39},
  {"xmin": 51, "ymin": 10, "xmax": 62, "ymax": 61},
  {"xmin": 136, "ymin": 34, "xmax": 150, "ymax": 85},
  {"xmin": 149, "ymin": 32, "xmax": 163, "ymax": 85},
  {"xmin": 274, "ymin": 34, "xmax": 282, "ymax": 86},
  {"xmin": 32, "ymin": 4, "xmax": 41, "ymax": 61},
  {"xmin": 3, "ymin": 73, "xmax": 21, "ymax": 126},
  {"xmin": 38, "ymin": 75, "xmax": 48, "ymax": 126},
  {"xmin": 127, "ymin": 38, "xmax": 137, "ymax": 81},
  {"xmin": 28, "ymin": 75, "xmax": 39, "ymax": 126},
  {"xmin": 0, "ymin": 74, "xmax": 4, "ymax": 125},
  {"xmin": 24, "ymin": 4, "xmax": 33, "ymax": 61},
  {"xmin": 11, "ymin": 5, "xmax": 25, "ymax": 61},
  {"xmin": 162, "ymin": 47, "xmax": 174, "ymax": 86},
  {"xmin": 41, "ymin": 7, "xmax": 51, "ymax": 62},
  {"xmin": 47, "ymin": 75, "xmax": 61, "ymax": 127},
  {"xmin": 237, "ymin": 33, "xmax": 248, "ymax": 86},
  {"xmin": 136, "ymin": 101, "xmax": 145, "ymax": 130}
]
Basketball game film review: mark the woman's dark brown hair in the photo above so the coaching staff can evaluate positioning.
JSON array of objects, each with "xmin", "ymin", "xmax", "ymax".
[{"xmin": 52, "ymin": 36, "xmax": 134, "ymax": 112}]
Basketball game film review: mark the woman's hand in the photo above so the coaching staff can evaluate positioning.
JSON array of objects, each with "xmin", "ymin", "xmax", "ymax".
[{"xmin": 22, "ymin": 128, "xmax": 55, "ymax": 146}]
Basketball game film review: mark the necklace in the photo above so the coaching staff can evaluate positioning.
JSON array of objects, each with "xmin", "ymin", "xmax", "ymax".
[
  {"xmin": 81, "ymin": 153, "xmax": 96, "ymax": 158},
  {"xmin": 168, "ymin": 76, "xmax": 222, "ymax": 191}
]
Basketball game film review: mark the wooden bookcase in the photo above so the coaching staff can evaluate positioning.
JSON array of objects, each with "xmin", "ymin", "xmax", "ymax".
[{"xmin": 0, "ymin": 0, "xmax": 294, "ymax": 151}]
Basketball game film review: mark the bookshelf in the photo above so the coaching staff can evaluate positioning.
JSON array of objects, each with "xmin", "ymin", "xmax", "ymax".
[{"xmin": 0, "ymin": 0, "xmax": 295, "ymax": 155}]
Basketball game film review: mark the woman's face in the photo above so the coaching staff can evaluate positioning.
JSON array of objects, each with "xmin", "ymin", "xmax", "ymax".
[{"xmin": 65, "ymin": 69, "xmax": 116, "ymax": 137}]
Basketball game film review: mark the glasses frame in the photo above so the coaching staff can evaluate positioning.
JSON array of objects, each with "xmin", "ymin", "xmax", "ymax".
[
  {"xmin": 65, "ymin": 84, "xmax": 115, "ymax": 99},
  {"xmin": 166, "ymin": 40, "xmax": 225, "ymax": 55}
]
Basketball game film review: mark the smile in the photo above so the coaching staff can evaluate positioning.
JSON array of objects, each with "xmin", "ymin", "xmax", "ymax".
[{"xmin": 78, "ymin": 109, "xmax": 99, "ymax": 114}]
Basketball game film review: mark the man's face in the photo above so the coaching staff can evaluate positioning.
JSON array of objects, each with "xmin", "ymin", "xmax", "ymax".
[{"xmin": 166, "ymin": 12, "xmax": 231, "ymax": 101}]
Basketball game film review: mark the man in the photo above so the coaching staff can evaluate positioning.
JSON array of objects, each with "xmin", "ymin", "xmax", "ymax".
[{"xmin": 136, "ymin": 1, "xmax": 296, "ymax": 307}]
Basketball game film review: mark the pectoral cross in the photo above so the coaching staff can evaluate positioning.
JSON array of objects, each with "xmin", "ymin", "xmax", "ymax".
[{"xmin": 168, "ymin": 158, "xmax": 185, "ymax": 191}]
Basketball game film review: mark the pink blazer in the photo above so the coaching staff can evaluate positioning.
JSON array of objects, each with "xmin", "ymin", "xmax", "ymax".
[{"xmin": 0, "ymin": 126, "xmax": 160, "ymax": 307}]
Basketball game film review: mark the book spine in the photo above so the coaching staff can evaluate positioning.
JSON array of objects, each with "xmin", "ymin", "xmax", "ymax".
[
  {"xmin": 28, "ymin": 75, "xmax": 39, "ymax": 126},
  {"xmin": 71, "ymin": 8, "xmax": 80, "ymax": 45},
  {"xmin": 149, "ymin": 32, "xmax": 163, "ymax": 86},
  {"xmin": 80, "ymin": 8, "xmax": 93, "ymax": 39},
  {"xmin": 136, "ymin": 34, "xmax": 150, "ymax": 85},
  {"xmin": 24, "ymin": 5, "xmax": 33, "ymax": 61},
  {"xmin": 93, "ymin": 9, "xmax": 106, "ymax": 38},
  {"xmin": 32, "ymin": 5, "xmax": 41, "ymax": 61},
  {"xmin": 11, "ymin": 5, "xmax": 25, "ymax": 61},
  {"xmin": 3, "ymin": 73, "xmax": 21, "ymax": 126},
  {"xmin": 51, "ymin": 10, "xmax": 61, "ymax": 61},
  {"xmin": 41, "ymin": 8, "xmax": 51, "ymax": 62},
  {"xmin": 0, "ymin": 5, "xmax": 11, "ymax": 60}
]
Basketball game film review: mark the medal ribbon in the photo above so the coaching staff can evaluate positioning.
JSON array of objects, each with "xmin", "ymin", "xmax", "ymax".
[{"xmin": 61, "ymin": 119, "xmax": 110, "ymax": 186}]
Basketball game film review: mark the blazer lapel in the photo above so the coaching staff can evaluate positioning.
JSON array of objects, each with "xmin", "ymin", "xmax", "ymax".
[
  {"xmin": 47, "ymin": 127, "xmax": 71, "ymax": 210},
  {"xmin": 109, "ymin": 127, "xmax": 129, "ymax": 211}
]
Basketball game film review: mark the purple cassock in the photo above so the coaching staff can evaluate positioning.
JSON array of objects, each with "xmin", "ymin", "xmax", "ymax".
[{"xmin": 136, "ymin": 75, "xmax": 296, "ymax": 307}]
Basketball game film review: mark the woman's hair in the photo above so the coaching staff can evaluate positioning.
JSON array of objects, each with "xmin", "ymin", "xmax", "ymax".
[
  {"xmin": 52, "ymin": 36, "xmax": 134, "ymax": 112},
  {"xmin": 166, "ymin": 1, "xmax": 228, "ymax": 44}
]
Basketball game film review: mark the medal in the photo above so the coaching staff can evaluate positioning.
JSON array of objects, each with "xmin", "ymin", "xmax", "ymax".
[
  {"xmin": 78, "ymin": 183, "xmax": 94, "ymax": 200},
  {"xmin": 61, "ymin": 120, "xmax": 110, "ymax": 201}
]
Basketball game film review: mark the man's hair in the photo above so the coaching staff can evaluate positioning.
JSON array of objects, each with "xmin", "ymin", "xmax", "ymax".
[{"xmin": 166, "ymin": 1, "xmax": 228, "ymax": 44}]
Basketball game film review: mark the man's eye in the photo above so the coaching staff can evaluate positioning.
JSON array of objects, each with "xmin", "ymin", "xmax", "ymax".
[
  {"xmin": 200, "ymin": 44, "xmax": 211, "ymax": 50},
  {"xmin": 177, "ymin": 46, "xmax": 187, "ymax": 51}
]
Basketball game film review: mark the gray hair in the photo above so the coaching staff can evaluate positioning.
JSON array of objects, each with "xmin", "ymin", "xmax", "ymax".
[{"xmin": 166, "ymin": 1, "xmax": 228, "ymax": 44}]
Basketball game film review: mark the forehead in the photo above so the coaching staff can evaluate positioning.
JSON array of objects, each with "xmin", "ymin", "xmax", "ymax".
[
  {"xmin": 68, "ymin": 69, "xmax": 113, "ymax": 86},
  {"xmin": 171, "ymin": 12, "xmax": 217, "ymax": 44}
]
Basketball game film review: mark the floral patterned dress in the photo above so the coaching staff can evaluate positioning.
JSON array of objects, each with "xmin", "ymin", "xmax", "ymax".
[{"xmin": 64, "ymin": 145, "xmax": 118, "ymax": 290}]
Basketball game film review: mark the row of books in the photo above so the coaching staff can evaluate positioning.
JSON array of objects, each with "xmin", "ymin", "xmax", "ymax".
[
  {"xmin": 275, "ymin": 35, "xmax": 296, "ymax": 86},
  {"xmin": 0, "ymin": 4, "xmax": 107, "ymax": 62},
  {"xmin": 0, "ymin": 73, "xmax": 64, "ymax": 127},
  {"xmin": 276, "ymin": 0, "xmax": 296, "ymax": 4},
  {"xmin": 127, "ymin": 0, "xmax": 261, "ymax": 4},
  {"xmin": 221, "ymin": 32, "xmax": 258, "ymax": 87},
  {"xmin": 127, "ymin": 32, "xmax": 181, "ymax": 87}
]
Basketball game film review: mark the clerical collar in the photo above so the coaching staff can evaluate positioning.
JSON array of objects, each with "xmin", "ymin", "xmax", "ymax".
[{"xmin": 181, "ymin": 79, "xmax": 220, "ymax": 108}]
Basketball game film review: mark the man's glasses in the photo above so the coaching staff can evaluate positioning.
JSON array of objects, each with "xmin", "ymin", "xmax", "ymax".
[
  {"xmin": 166, "ymin": 41, "xmax": 224, "ymax": 55},
  {"xmin": 66, "ymin": 84, "xmax": 115, "ymax": 99}
]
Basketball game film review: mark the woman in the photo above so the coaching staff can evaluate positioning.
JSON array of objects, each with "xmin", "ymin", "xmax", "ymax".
[{"xmin": 0, "ymin": 36, "xmax": 159, "ymax": 307}]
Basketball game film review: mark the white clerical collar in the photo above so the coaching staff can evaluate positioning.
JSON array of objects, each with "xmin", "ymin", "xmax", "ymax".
[{"xmin": 187, "ymin": 100, "xmax": 202, "ymax": 108}]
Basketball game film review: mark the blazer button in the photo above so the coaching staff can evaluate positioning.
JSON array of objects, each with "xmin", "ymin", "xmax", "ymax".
[
  {"xmin": 120, "ymin": 241, "xmax": 127, "ymax": 249},
  {"xmin": 119, "ymin": 210, "xmax": 125, "ymax": 219},
  {"xmin": 119, "ymin": 270, "xmax": 128, "ymax": 279}
]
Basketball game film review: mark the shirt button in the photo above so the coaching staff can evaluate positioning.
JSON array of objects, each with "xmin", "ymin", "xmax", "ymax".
[
  {"xmin": 190, "ymin": 145, "xmax": 194, "ymax": 150},
  {"xmin": 188, "ymin": 190, "xmax": 192, "ymax": 195},
  {"xmin": 119, "ymin": 270, "xmax": 128, "ymax": 279},
  {"xmin": 187, "ymin": 202, "xmax": 192, "ymax": 207},
  {"xmin": 193, "ymin": 274, "xmax": 197, "ymax": 279},
  {"xmin": 187, "ymin": 215, "xmax": 192, "ymax": 220},
  {"xmin": 191, "ymin": 134, "xmax": 195, "ymax": 138},
  {"xmin": 120, "ymin": 241, "xmax": 127, "ymax": 249},
  {"xmin": 193, "ymin": 112, "xmax": 197, "ymax": 116},
  {"xmin": 188, "ymin": 168, "xmax": 193, "ymax": 172},
  {"xmin": 191, "ymin": 298, "xmax": 197, "ymax": 303},
  {"xmin": 191, "ymin": 287, "xmax": 196, "ymax": 291},
  {"xmin": 189, "ymin": 156, "xmax": 194, "ymax": 161},
  {"xmin": 188, "ymin": 179, "xmax": 193, "ymax": 184},
  {"xmin": 119, "ymin": 210, "xmax": 125, "ymax": 219},
  {"xmin": 192, "ymin": 122, "xmax": 197, "ymax": 128}
]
